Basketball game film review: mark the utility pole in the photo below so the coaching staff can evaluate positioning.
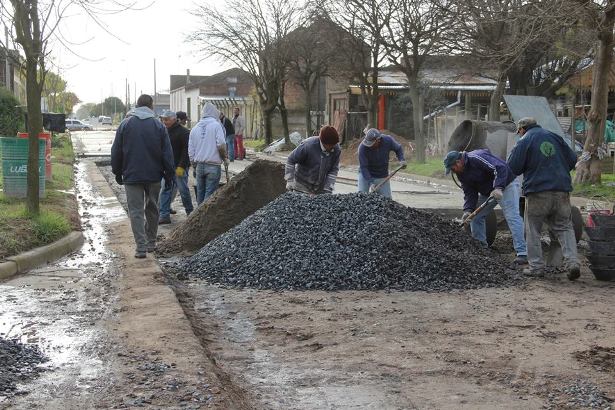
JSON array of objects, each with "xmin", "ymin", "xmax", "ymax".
[
  {"xmin": 5, "ymin": 25, "xmax": 10, "ymax": 93},
  {"xmin": 153, "ymin": 58, "xmax": 157, "ymax": 109}
]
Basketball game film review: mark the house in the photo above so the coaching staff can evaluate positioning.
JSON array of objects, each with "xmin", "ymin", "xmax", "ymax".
[
  {"xmin": 153, "ymin": 93, "xmax": 170, "ymax": 116},
  {"xmin": 0, "ymin": 48, "xmax": 26, "ymax": 105}
]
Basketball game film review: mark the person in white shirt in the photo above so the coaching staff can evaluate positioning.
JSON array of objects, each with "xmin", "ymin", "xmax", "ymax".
[{"xmin": 188, "ymin": 102, "xmax": 228, "ymax": 204}]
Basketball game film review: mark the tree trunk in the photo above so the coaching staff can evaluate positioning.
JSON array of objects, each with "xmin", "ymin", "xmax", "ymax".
[
  {"xmin": 263, "ymin": 108, "xmax": 274, "ymax": 145},
  {"xmin": 279, "ymin": 100, "xmax": 290, "ymax": 146},
  {"xmin": 25, "ymin": 56, "xmax": 42, "ymax": 215},
  {"xmin": 488, "ymin": 77, "xmax": 506, "ymax": 121},
  {"xmin": 304, "ymin": 89, "xmax": 312, "ymax": 137},
  {"xmin": 575, "ymin": 33, "xmax": 614, "ymax": 183},
  {"xmin": 409, "ymin": 81, "xmax": 425, "ymax": 163}
]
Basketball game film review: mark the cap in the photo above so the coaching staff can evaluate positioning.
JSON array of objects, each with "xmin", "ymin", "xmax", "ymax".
[
  {"xmin": 362, "ymin": 128, "xmax": 382, "ymax": 147},
  {"xmin": 443, "ymin": 151, "xmax": 462, "ymax": 175},
  {"xmin": 160, "ymin": 110, "xmax": 176, "ymax": 118},
  {"xmin": 319, "ymin": 125, "xmax": 339, "ymax": 145},
  {"xmin": 516, "ymin": 117, "xmax": 537, "ymax": 131},
  {"xmin": 176, "ymin": 111, "xmax": 188, "ymax": 121}
]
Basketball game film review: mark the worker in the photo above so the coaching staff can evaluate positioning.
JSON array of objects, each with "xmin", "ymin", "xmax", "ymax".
[
  {"xmin": 507, "ymin": 117, "xmax": 580, "ymax": 280},
  {"xmin": 444, "ymin": 149, "xmax": 528, "ymax": 265},
  {"xmin": 358, "ymin": 128, "xmax": 406, "ymax": 198},
  {"xmin": 285, "ymin": 125, "xmax": 341, "ymax": 194}
]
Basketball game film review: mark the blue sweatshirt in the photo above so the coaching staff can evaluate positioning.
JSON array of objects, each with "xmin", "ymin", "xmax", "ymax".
[
  {"xmin": 458, "ymin": 149, "xmax": 516, "ymax": 212},
  {"xmin": 358, "ymin": 135, "xmax": 405, "ymax": 181},
  {"xmin": 111, "ymin": 107, "xmax": 175, "ymax": 184},
  {"xmin": 507, "ymin": 125, "xmax": 577, "ymax": 194}
]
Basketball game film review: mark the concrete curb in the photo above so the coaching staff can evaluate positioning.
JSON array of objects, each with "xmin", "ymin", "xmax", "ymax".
[{"xmin": 0, "ymin": 231, "xmax": 84, "ymax": 280}]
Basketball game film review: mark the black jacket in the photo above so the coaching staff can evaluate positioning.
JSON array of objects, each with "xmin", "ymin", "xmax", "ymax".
[
  {"xmin": 220, "ymin": 115, "xmax": 235, "ymax": 137},
  {"xmin": 167, "ymin": 121, "xmax": 190, "ymax": 169}
]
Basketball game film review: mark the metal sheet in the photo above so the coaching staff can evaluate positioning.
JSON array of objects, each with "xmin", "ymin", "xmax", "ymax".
[{"xmin": 503, "ymin": 95, "xmax": 564, "ymax": 137}]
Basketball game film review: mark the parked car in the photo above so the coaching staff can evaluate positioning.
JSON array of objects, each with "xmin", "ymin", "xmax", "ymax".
[
  {"xmin": 98, "ymin": 115, "xmax": 112, "ymax": 126},
  {"xmin": 65, "ymin": 119, "xmax": 93, "ymax": 132}
]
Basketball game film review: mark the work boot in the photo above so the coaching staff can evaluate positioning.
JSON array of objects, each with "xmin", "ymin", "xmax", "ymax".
[
  {"xmin": 158, "ymin": 217, "xmax": 171, "ymax": 225},
  {"xmin": 170, "ymin": 209, "xmax": 177, "ymax": 215},
  {"xmin": 514, "ymin": 255, "xmax": 528, "ymax": 265},
  {"xmin": 146, "ymin": 245, "xmax": 156, "ymax": 253},
  {"xmin": 567, "ymin": 264, "xmax": 581, "ymax": 281},
  {"xmin": 522, "ymin": 267, "xmax": 544, "ymax": 278},
  {"xmin": 134, "ymin": 250, "xmax": 146, "ymax": 259}
]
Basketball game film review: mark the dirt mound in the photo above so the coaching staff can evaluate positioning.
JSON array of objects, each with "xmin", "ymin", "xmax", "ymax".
[
  {"xmin": 158, "ymin": 159, "xmax": 286, "ymax": 255},
  {"xmin": 178, "ymin": 192, "xmax": 518, "ymax": 291}
]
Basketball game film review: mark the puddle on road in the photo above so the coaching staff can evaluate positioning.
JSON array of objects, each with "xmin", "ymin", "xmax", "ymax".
[{"xmin": 0, "ymin": 158, "xmax": 122, "ymax": 400}]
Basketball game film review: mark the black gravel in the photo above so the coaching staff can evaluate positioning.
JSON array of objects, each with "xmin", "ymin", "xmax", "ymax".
[
  {"xmin": 0, "ymin": 337, "xmax": 48, "ymax": 396},
  {"xmin": 178, "ymin": 192, "xmax": 518, "ymax": 291}
]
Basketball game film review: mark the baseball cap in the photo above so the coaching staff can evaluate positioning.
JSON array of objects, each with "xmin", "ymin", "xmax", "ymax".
[
  {"xmin": 160, "ymin": 110, "xmax": 176, "ymax": 118},
  {"xmin": 362, "ymin": 128, "xmax": 382, "ymax": 147},
  {"xmin": 443, "ymin": 151, "xmax": 462, "ymax": 175},
  {"xmin": 516, "ymin": 117, "xmax": 537, "ymax": 131}
]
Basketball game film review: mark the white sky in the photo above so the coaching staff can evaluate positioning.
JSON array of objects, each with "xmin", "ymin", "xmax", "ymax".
[{"xmin": 52, "ymin": 0, "xmax": 231, "ymax": 105}]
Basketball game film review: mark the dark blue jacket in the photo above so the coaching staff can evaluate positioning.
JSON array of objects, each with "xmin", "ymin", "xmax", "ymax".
[
  {"xmin": 507, "ymin": 125, "xmax": 576, "ymax": 194},
  {"xmin": 358, "ymin": 135, "xmax": 405, "ymax": 181},
  {"xmin": 458, "ymin": 149, "xmax": 516, "ymax": 212},
  {"xmin": 111, "ymin": 107, "xmax": 175, "ymax": 184}
]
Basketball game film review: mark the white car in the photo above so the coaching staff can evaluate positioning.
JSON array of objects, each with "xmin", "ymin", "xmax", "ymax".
[
  {"xmin": 98, "ymin": 116, "xmax": 112, "ymax": 126},
  {"xmin": 65, "ymin": 119, "xmax": 93, "ymax": 131}
]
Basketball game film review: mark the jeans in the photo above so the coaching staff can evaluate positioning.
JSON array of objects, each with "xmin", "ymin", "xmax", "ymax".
[
  {"xmin": 357, "ymin": 172, "xmax": 392, "ymax": 199},
  {"xmin": 159, "ymin": 171, "xmax": 194, "ymax": 219},
  {"xmin": 226, "ymin": 134, "xmax": 236, "ymax": 161},
  {"xmin": 125, "ymin": 182, "xmax": 161, "ymax": 252},
  {"xmin": 471, "ymin": 178, "xmax": 527, "ymax": 256},
  {"xmin": 195, "ymin": 163, "xmax": 221, "ymax": 205},
  {"xmin": 524, "ymin": 191, "xmax": 579, "ymax": 271}
]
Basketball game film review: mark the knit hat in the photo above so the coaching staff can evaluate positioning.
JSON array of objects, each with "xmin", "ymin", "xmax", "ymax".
[{"xmin": 319, "ymin": 125, "xmax": 339, "ymax": 145}]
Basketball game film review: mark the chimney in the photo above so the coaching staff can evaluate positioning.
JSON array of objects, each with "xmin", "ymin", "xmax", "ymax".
[{"xmin": 186, "ymin": 69, "xmax": 191, "ymax": 85}]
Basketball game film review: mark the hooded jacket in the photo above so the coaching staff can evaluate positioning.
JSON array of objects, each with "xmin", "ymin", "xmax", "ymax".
[
  {"xmin": 188, "ymin": 103, "xmax": 226, "ymax": 164},
  {"xmin": 457, "ymin": 149, "xmax": 516, "ymax": 212},
  {"xmin": 167, "ymin": 121, "xmax": 190, "ymax": 169},
  {"xmin": 111, "ymin": 106, "xmax": 174, "ymax": 184},
  {"xmin": 507, "ymin": 124, "xmax": 577, "ymax": 194},
  {"xmin": 285, "ymin": 136, "xmax": 341, "ymax": 193}
]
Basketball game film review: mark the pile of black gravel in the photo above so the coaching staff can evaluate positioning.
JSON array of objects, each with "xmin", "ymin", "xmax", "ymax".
[
  {"xmin": 178, "ymin": 192, "xmax": 518, "ymax": 291},
  {"xmin": 0, "ymin": 337, "xmax": 48, "ymax": 396}
]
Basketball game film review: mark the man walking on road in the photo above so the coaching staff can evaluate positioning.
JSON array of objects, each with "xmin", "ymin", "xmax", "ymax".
[
  {"xmin": 358, "ymin": 128, "xmax": 406, "ymax": 199},
  {"xmin": 285, "ymin": 125, "xmax": 341, "ymax": 195},
  {"xmin": 507, "ymin": 117, "xmax": 580, "ymax": 280},
  {"xmin": 111, "ymin": 94, "xmax": 174, "ymax": 258},
  {"xmin": 444, "ymin": 149, "xmax": 527, "ymax": 264},
  {"xmin": 158, "ymin": 110, "xmax": 194, "ymax": 224},
  {"xmin": 232, "ymin": 107, "xmax": 246, "ymax": 160},
  {"xmin": 220, "ymin": 111, "xmax": 235, "ymax": 161},
  {"xmin": 189, "ymin": 102, "xmax": 228, "ymax": 205}
]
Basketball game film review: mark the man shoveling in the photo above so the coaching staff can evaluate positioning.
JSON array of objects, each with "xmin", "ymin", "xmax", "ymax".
[{"xmin": 358, "ymin": 128, "xmax": 406, "ymax": 199}]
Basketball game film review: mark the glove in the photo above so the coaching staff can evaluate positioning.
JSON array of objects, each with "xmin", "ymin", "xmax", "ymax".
[
  {"xmin": 175, "ymin": 166, "xmax": 185, "ymax": 177},
  {"xmin": 462, "ymin": 211, "xmax": 471, "ymax": 223},
  {"xmin": 490, "ymin": 188, "xmax": 503, "ymax": 201},
  {"xmin": 115, "ymin": 174, "xmax": 123, "ymax": 185},
  {"xmin": 399, "ymin": 160, "xmax": 407, "ymax": 169},
  {"xmin": 164, "ymin": 175, "xmax": 173, "ymax": 189},
  {"xmin": 286, "ymin": 180, "xmax": 296, "ymax": 191}
]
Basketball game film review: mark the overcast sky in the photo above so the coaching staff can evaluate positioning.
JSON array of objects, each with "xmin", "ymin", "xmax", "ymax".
[{"xmin": 55, "ymin": 0, "xmax": 230, "ymax": 105}]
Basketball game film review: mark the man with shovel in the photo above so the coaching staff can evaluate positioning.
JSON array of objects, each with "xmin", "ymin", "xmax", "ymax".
[
  {"xmin": 444, "ymin": 149, "xmax": 527, "ymax": 265},
  {"xmin": 358, "ymin": 128, "xmax": 406, "ymax": 199}
]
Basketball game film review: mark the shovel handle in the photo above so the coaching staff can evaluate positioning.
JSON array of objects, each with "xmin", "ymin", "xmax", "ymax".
[
  {"xmin": 463, "ymin": 196, "xmax": 496, "ymax": 226},
  {"xmin": 371, "ymin": 165, "xmax": 404, "ymax": 193}
]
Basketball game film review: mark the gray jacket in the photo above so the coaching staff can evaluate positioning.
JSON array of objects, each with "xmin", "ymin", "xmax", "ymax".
[{"xmin": 285, "ymin": 136, "xmax": 340, "ymax": 193}]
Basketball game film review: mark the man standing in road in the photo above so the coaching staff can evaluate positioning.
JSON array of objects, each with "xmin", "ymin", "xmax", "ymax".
[
  {"xmin": 189, "ymin": 102, "xmax": 228, "ymax": 204},
  {"xmin": 220, "ymin": 111, "xmax": 235, "ymax": 162},
  {"xmin": 507, "ymin": 117, "xmax": 580, "ymax": 280},
  {"xmin": 444, "ymin": 149, "xmax": 528, "ymax": 264},
  {"xmin": 285, "ymin": 125, "xmax": 341, "ymax": 195},
  {"xmin": 232, "ymin": 106, "xmax": 246, "ymax": 160},
  {"xmin": 358, "ymin": 128, "xmax": 406, "ymax": 199},
  {"xmin": 158, "ymin": 110, "xmax": 194, "ymax": 224},
  {"xmin": 111, "ymin": 94, "xmax": 174, "ymax": 258}
]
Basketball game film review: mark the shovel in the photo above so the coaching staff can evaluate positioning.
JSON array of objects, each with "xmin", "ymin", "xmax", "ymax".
[
  {"xmin": 461, "ymin": 196, "xmax": 496, "ymax": 227},
  {"xmin": 370, "ymin": 164, "xmax": 405, "ymax": 193}
]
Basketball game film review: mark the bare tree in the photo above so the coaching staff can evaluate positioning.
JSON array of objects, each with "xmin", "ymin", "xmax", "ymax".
[
  {"xmin": 574, "ymin": 0, "xmax": 615, "ymax": 184},
  {"xmin": 327, "ymin": 0, "xmax": 394, "ymax": 128},
  {"xmin": 190, "ymin": 0, "xmax": 304, "ymax": 145},
  {"xmin": 381, "ymin": 0, "xmax": 456, "ymax": 163},
  {"xmin": 1, "ymin": 0, "xmax": 135, "ymax": 214}
]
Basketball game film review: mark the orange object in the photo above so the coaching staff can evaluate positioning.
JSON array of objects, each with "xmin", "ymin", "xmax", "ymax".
[
  {"xmin": 377, "ymin": 95, "xmax": 386, "ymax": 130},
  {"xmin": 18, "ymin": 132, "xmax": 52, "ymax": 181}
]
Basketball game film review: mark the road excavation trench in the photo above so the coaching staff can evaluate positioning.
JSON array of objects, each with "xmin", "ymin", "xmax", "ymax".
[{"xmin": 99, "ymin": 162, "xmax": 615, "ymax": 409}]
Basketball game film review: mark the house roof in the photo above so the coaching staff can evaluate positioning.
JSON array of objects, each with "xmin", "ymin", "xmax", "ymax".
[
  {"xmin": 184, "ymin": 67, "xmax": 251, "ymax": 92},
  {"xmin": 566, "ymin": 62, "xmax": 615, "ymax": 91},
  {"xmin": 170, "ymin": 74, "xmax": 210, "ymax": 92}
]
